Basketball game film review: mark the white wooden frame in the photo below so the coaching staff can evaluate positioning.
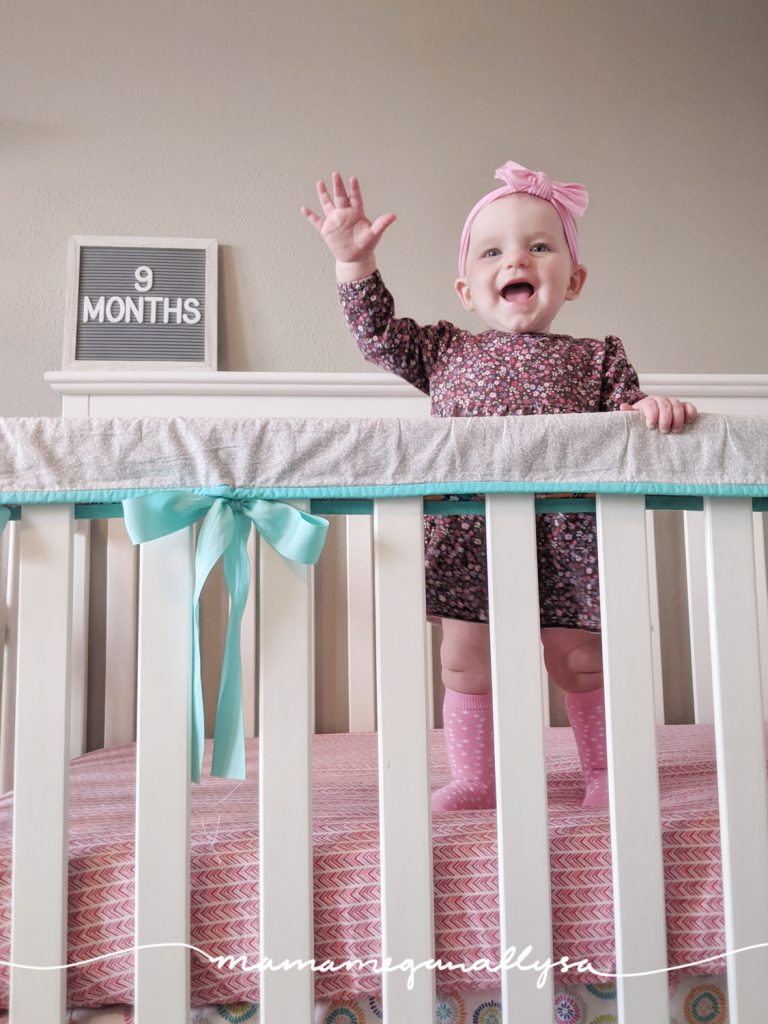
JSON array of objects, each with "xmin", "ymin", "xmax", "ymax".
[
  {"xmin": 1, "ymin": 370, "xmax": 765, "ymax": 1022},
  {"xmin": 62, "ymin": 235, "xmax": 218, "ymax": 371}
]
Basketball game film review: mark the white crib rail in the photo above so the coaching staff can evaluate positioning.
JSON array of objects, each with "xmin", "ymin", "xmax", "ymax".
[
  {"xmin": 486, "ymin": 494, "xmax": 553, "ymax": 1020},
  {"xmin": 4, "ymin": 492, "xmax": 768, "ymax": 1023},
  {"xmin": 135, "ymin": 527, "xmax": 194, "ymax": 1023},
  {"xmin": 346, "ymin": 515, "xmax": 377, "ymax": 732},
  {"xmin": 597, "ymin": 496, "xmax": 669, "ymax": 1019},
  {"xmin": 685, "ymin": 508, "xmax": 768, "ymax": 723},
  {"xmin": 0, "ymin": 521, "xmax": 19, "ymax": 793},
  {"xmin": 372, "ymin": 498, "xmax": 435, "ymax": 1019},
  {"xmin": 104, "ymin": 520, "xmax": 138, "ymax": 748},
  {"xmin": 11, "ymin": 506, "xmax": 74, "ymax": 1021},
  {"xmin": 258, "ymin": 506, "xmax": 315, "ymax": 1021},
  {"xmin": 704, "ymin": 498, "xmax": 768, "ymax": 1020}
]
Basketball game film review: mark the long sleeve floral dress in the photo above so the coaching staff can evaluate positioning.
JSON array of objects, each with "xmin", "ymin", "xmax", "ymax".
[{"xmin": 338, "ymin": 271, "xmax": 646, "ymax": 630}]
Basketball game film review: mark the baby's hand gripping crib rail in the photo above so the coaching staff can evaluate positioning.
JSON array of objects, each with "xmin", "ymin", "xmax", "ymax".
[{"xmin": 0, "ymin": 411, "xmax": 767, "ymax": 1024}]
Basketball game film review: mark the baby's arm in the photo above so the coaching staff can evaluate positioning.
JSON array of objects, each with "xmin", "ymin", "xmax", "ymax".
[{"xmin": 301, "ymin": 172, "xmax": 396, "ymax": 284}]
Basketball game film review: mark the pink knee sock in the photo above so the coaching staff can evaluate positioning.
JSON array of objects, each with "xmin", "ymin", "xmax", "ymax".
[
  {"xmin": 432, "ymin": 689, "xmax": 496, "ymax": 813},
  {"xmin": 565, "ymin": 687, "xmax": 609, "ymax": 808}
]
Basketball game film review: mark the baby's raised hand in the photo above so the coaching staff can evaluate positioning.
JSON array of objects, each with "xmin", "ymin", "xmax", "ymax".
[
  {"xmin": 619, "ymin": 396, "xmax": 698, "ymax": 433},
  {"xmin": 301, "ymin": 172, "xmax": 396, "ymax": 278}
]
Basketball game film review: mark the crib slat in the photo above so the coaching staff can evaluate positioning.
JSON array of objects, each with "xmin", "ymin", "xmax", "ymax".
[
  {"xmin": 0, "ymin": 521, "xmax": 20, "ymax": 793},
  {"xmin": 373, "ymin": 498, "xmax": 435, "ymax": 1020},
  {"xmin": 241, "ymin": 529, "xmax": 258, "ymax": 736},
  {"xmin": 11, "ymin": 505, "xmax": 74, "ymax": 1023},
  {"xmin": 595, "ymin": 495, "xmax": 669, "ymax": 1022},
  {"xmin": 684, "ymin": 510, "xmax": 715, "ymax": 722},
  {"xmin": 753, "ymin": 511, "xmax": 768, "ymax": 705},
  {"xmin": 259, "ymin": 512, "xmax": 314, "ymax": 1022},
  {"xmin": 703, "ymin": 498, "xmax": 768, "ymax": 1023},
  {"xmin": 135, "ymin": 527, "xmax": 193, "ymax": 1023},
  {"xmin": 346, "ymin": 515, "xmax": 376, "ymax": 731},
  {"xmin": 104, "ymin": 519, "xmax": 138, "ymax": 747},
  {"xmin": 69, "ymin": 520, "xmax": 91, "ymax": 758},
  {"xmin": 644, "ymin": 511, "xmax": 665, "ymax": 722},
  {"xmin": 486, "ymin": 494, "xmax": 553, "ymax": 1021}
]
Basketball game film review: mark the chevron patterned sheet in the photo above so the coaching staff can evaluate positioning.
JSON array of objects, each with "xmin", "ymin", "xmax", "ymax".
[{"xmin": 0, "ymin": 726, "xmax": 732, "ymax": 1009}]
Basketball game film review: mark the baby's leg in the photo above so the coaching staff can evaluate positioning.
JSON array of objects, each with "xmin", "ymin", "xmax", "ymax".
[
  {"xmin": 541, "ymin": 627, "xmax": 608, "ymax": 808},
  {"xmin": 432, "ymin": 619, "xmax": 496, "ymax": 812}
]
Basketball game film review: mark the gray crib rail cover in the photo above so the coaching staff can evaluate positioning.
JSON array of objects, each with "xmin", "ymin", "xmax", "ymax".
[{"xmin": 0, "ymin": 412, "xmax": 767, "ymax": 502}]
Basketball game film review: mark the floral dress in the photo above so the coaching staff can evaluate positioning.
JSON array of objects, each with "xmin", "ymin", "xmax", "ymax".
[{"xmin": 338, "ymin": 272, "xmax": 646, "ymax": 630}]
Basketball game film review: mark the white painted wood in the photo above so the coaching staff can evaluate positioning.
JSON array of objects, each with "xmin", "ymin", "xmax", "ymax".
[
  {"xmin": 539, "ymin": 648, "xmax": 551, "ymax": 728},
  {"xmin": 241, "ymin": 529, "xmax": 257, "ymax": 737},
  {"xmin": 703, "ymin": 498, "xmax": 768, "ymax": 1022},
  {"xmin": 135, "ymin": 527, "xmax": 193, "ymax": 1023},
  {"xmin": 486, "ymin": 494, "xmax": 553, "ymax": 1021},
  {"xmin": 43, "ymin": 369, "xmax": 768, "ymax": 406},
  {"xmin": 595, "ymin": 495, "xmax": 669, "ymax": 1022},
  {"xmin": 104, "ymin": 519, "xmax": 138, "ymax": 747},
  {"xmin": 645, "ymin": 511, "xmax": 665, "ymax": 723},
  {"xmin": 425, "ymin": 622, "xmax": 435, "ymax": 730},
  {"xmin": 61, "ymin": 395, "xmax": 91, "ymax": 760},
  {"xmin": 59, "ymin": 392, "xmax": 90, "ymax": 417},
  {"xmin": 753, "ymin": 512, "xmax": 768, "ymax": 706},
  {"xmin": 45, "ymin": 369, "xmax": 433, "ymax": 402},
  {"xmin": 259, "ymin": 503, "xmax": 314, "ymax": 1021},
  {"xmin": 0, "ymin": 528, "xmax": 8, "ymax": 783},
  {"xmin": 0, "ymin": 521, "xmax": 19, "ymax": 793},
  {"xmin": 684, "ymin": 510, "xmax": 714, "ymax": 724},
  {"xmin": 11, "ymin": 505, "xmax": 74, "ymax": 1023},
  {"xmin": 69, "ymin": 520, "xmax": 91, "ymax": 758},
  {"xmin": 346, "ymin": 515, "xmax": 377, "ymax": 731},
  {"xmin": 373, "ymin": 498, "xmax": 435, "ymax": 1020}
]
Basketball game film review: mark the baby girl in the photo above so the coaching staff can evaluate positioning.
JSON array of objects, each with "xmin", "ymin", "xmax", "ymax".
[{"xmin": 302, "ymin": 161, "xmax": 697, "ymax": 810}]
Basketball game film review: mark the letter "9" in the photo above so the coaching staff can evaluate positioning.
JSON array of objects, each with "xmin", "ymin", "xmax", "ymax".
[{"xmin": 134, "ymin": 266, "xmax": 154, "ymax": 292}]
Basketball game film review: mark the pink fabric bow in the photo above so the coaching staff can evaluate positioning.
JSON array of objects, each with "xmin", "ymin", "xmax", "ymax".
[{"xmin": 457, "ymin": 160, "xmax": 589, "ymax": 276}]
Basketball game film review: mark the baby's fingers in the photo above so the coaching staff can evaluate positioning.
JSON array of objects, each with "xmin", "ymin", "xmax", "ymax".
[
  {"xmin": 331, "ymin": 170, "xmax": 351, "ymax": 208},
  {"xmin": 619, "ymin": 399, "xmax": 658, "ymax": 429},
  {"xmin": 300, "ymin": 205, "xmax": 324, "ymax": 231},
  {"xmin": 660, "ymin": 397, "xmax": 692, "ymax": 433},
  {"xmin": 348, "ymin": 175, "xmax": 365, "ymax": 211},
  {"xmin": 315, "ymin": 177, "xmax": 339, "ymax": 216},
  {"xmin": 369, "ymin": 212, "xmax": 397, "ymax": 240}
]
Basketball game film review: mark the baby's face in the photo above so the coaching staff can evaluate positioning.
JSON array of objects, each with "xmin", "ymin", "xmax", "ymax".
[{"xmin": 455, "ymin": 193, "xmax": 586, "ymax": 334}]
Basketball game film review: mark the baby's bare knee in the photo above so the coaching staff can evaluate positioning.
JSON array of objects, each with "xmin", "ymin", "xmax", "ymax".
[
  {"xmin": 440, "ymin": 619, "xmax": 491, "ymax": 693},
  {"xmin": 440, "ymin": 620, "xmax": 490, "ymax": 671},
  {"xmin": 541, "ymin": 628, "xmax": 602, "ymax": 693}
]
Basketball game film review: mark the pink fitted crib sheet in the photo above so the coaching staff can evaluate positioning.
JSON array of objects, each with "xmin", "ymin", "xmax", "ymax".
[{"xmin": 0, "ymin": 725, "xmax": 730, "ymax": 1007}]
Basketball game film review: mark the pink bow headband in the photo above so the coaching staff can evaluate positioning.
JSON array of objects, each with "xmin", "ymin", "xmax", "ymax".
[{"xmin": 457, "ymin": 160, "xmax": 589, "ymax": 276}]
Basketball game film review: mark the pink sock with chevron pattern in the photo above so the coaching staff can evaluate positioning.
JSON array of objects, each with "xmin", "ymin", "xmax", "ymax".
[
  {"xmin": 565, "ymin": 687, "xmax": 609, "ymax": 808},
  {"xmin": 432, "ymin": 689, "xmax": 496, "ymax": 813}
]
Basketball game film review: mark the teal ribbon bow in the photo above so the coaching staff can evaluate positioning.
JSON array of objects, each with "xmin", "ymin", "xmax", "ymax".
[{"xmin": 123, "ymin": 492, "xmax": 328, "ymax": 782}]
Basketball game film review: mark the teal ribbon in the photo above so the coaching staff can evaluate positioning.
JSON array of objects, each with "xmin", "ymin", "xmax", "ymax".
[{"xmin": 123, "ymin": 492, "xmax": 328, "ymax": 782}]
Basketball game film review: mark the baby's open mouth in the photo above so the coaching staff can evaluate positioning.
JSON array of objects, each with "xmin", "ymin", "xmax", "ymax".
[{"xmin": 501, "ymin": 282, "xmax": 534, "ymax": 302}]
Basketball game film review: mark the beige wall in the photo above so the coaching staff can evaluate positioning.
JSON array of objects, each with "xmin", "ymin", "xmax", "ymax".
[{"xmin": 2, "ymin": 0, "xmax": 767, "ymax": 417}]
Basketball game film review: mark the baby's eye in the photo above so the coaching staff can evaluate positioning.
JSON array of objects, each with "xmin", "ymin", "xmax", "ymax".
[
  {"xmin": 530, "ymin": 242, "xmax": 550, "ymax": 254},
  {"xmin": 481, "ymin": 247, "xmax": 501, "ymax": 258}
]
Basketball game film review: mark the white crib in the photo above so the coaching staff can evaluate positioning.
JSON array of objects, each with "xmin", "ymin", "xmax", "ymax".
[{"xmin": 0, "ymin": 369, "xmax": 767, "ymax": 1024}]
